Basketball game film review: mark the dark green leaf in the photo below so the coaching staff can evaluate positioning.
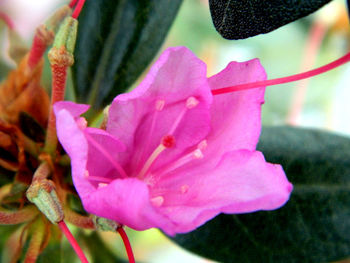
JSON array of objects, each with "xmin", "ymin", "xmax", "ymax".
[
  {"xmin": 209, "ymin": 0, "xmax": 332, "ymax": 39},
  {"xmin": 72, "ymin": 0, "xmax": 182, "ymax": 116},
  {"xmin": 171, "ymin": 126, "xmax": 350, "ymax": 262}
]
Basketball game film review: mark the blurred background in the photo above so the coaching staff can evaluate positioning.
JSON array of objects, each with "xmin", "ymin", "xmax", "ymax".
[{"xmin": 0, "ymin": 0, "xmax": 349, "ymax": 262}]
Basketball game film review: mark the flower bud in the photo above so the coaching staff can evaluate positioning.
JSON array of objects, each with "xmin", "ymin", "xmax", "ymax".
[{"xmin": 26, "ymin": 179, "xmax": 64, "ymax": 224}]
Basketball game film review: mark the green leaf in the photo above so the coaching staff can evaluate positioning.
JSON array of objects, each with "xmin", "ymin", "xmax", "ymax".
[
  {"xmin": 171, "ymin": 126, "xmax": 350, "ymax": 262},
  {"xmin": 72, "ymin": 0, "xmax": 182, "ymax": 116},
  {"xmin": 209, "ymin": 0, "xmax": 332, "ymax": 39}
]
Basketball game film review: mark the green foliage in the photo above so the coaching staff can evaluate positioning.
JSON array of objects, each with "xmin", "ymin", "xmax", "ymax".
[
  {"xmin": 171, "ymin": 126, "xmax": 350, "ymax": 262},
  {"xmin": 72, "ymin": 0, "xmax": 182, "ymax": 117}
]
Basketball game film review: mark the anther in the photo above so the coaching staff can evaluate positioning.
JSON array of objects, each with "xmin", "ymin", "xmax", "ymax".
[
  {"xmin": 161, "ymin": 135, "xmax": 176, "ymax": 148},
  {"xmin": 193, "ymin": 149, "xmax": 204, "ymax": 159},
  {"xmin": 155, "ymin": 99, "xmax": 165, "ymax": 111},
  {"xmin": 151, "ymin": 196, "xmax": 164, "ymax": 207},
  {"xmin": 77, "ymin": 117, "xmax": 87, "ymax": 129},
  {"xmin": 98, "ymin": 183, "xmax": 108, "ymax": 188},
  {"xmin": 180, "ymin": 185, "xmax": 189, "ymax": 194},
  {"xmin": 198, "ymin": 140, "xmax": 207, "ymax": 150},
  {"xmin": 186, "ymin": 96, "xmax": 199, "ymax": 109}
]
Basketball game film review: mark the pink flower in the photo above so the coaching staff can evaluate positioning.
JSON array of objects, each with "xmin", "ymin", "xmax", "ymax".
[{"xmin": 55, "ymin": 46, "xmax": 292, "ymax": 235}]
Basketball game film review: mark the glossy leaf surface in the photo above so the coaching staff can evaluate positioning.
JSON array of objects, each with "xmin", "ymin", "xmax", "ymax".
[
  {"xmin": 171, "ymin": 126, "xmax": 350, "ymax": 262},
  {"xmin": 209, "ymin": 0, "xmax": 332, "ymax": 39}
]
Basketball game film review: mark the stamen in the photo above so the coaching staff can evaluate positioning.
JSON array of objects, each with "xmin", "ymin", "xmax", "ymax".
[
  {"xmin": 77, "ymin": 117, "xmax": 87, "ymax": 129},
  {"xmin": 158, "ymin": 149, "xmax": 204, "ymax": 176},
  {"xmin": 193, "ymin": 149, "xmax": 204, "ymax": 159},
  {"xmin": 168, "ymin": 97, "xmax": 200, "ymax": 134},
  {"xmin": 134, "ymin": 99, "xmax": 165, "ymax": 169},
  {"xmin": 186, "ymin": 96, "xmax": 199, "ymax": 109},
  {"xmin": 98, "ymin": 183, "xmax": 108, "ymax": 188},
  {"xmin": 155, "ymin": 99, "xmax": 165, "ymax": 111},
  {"xmin": 211, "ymin": 52, "xmax": 350, "ymax": 95},
  {"xmin": 151, "ymin": 196, "xmax": 164, "ymax": 207},
  {"xmin": 138, "ymin": 144, "xmax": 166, "ymax": 179},
  {"xmin": 198, "ymin": 140, "xmax": 207, "ymax": 150},
  {"xmin": 168, "ymin": 108, "xmax": 187, "ymax": 135},
  {"xmin": 180, "ymin": 184, "xmax": 189, "ymax": 194},
  {"xmin": 84, "ymin": 132, "xmax": 128, "ymax": 179}
]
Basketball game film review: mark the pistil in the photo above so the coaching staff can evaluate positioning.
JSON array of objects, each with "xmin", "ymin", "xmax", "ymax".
[{"xmin": 211, "ymin": 52, "xmax": 350, "ymax": 95}]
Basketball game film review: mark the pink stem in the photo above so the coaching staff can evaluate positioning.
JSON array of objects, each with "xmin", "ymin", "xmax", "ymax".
[
  {"xmin": 72, "ymin": 0, "xmax": 86, "ymax": 19},
  {"xmin": 211, "ymin": 52, "xmax": 350, "ymax": 95},
  {"xmin": 69, "ymin": 0, "xmax": 79, "ymax": 8},
  {"xmin": 58, "ymin": 221, "xmax": 89, "ymax": 263},
  {"xmin": 0, "ymin": 12, "xmax": 14, "ymax": 30},
  {"xmin": 286, "ymin": 20, "xmax": 327, "ymax": 125},
  {"xmin": 117, "ymin": 227, "xmax": 135, "ymax": 263}
]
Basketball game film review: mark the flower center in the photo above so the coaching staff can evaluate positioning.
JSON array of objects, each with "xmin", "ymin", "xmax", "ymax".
[{"xmin": 137, "ymin": 96, "xmax": 201, "ymax": 180}]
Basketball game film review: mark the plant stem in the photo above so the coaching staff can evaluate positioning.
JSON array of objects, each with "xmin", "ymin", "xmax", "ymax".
[
  {"xmin": 211, "ymin": 52, "xmax": 350, "ymax": 95},
  {"xmin": 58, "ymin": 220, "xmax": 89, "ymax": 263},
  {"xmin": 0, "ymin": 206, "xmax": 39, "ymax": 225},
  {"xmin": 117, "ymin": 227, "xmax": 135, "ymax": 263},
  {"xmin": 23, "ymin": 219, "xmax": 45, "ymax": 263}
]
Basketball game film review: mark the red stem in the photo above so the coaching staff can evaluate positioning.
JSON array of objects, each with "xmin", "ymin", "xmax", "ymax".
[
  {"xmin": 69, "ymin": 0, "xmax": 79, "ymax": 8},
  {"xmin": 72, "ymin": 0, "xmax": 86, "ymax": 19},
  {"xmin": 117, "ymin": 227, "xmax": 135, "ymax": 263},
  {"xmin": 58, "ymin": 221, "xmax": 89, "ymax": 263},
  {"xmin": 0, "ymin": 12, "xmax": 15, "ymax": 30},
  {"xmin": 211, "ymin": 52, "xmax": 350, "ymax": 95}
]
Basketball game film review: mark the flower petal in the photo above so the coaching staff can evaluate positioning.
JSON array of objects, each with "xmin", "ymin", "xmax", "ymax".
[
  {"xmin": 84, "ymin": 178, "xmax": 175, "ymax": 232},
  {"xmin": 205, "ymin": 59, "xmax": 267, "ymax": 165},
  {"xmin": 107, "ymin": 47, "xmax": 212, "ymax": 175},
  {"xmin": 55, "ymin": 102, "xmax": 126, "ymax": 199},
  {"xmin": 152, "ymin": 150, "xmax": 292, "ymax": 233}
]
